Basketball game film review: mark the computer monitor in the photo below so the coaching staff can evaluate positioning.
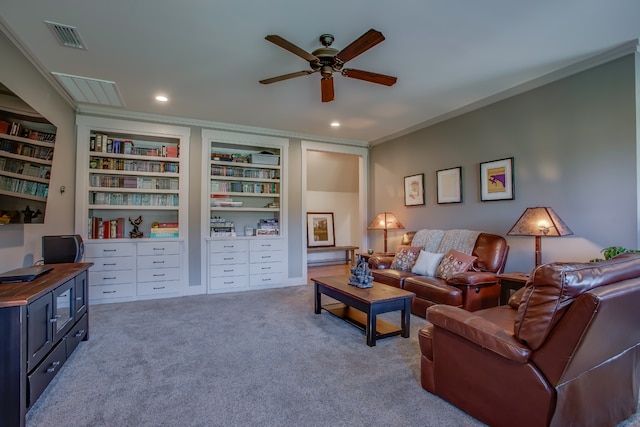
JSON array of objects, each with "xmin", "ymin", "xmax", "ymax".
[{"xmin": 42, "ymin": 234, "xmax": 84, "ymax": 264}]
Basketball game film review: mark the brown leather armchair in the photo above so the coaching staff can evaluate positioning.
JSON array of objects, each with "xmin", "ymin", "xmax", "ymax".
[{"xmin": 419, "ymin": 253, "xmax": 640, "ymax": 427}]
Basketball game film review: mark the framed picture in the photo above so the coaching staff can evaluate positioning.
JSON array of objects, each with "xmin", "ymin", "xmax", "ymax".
[
  {"xmin": 480, "ymin": 157, "xmax": 514, "ymax": 201},
  {"xmin": 307, "ymin": 212, "xmax": 335, "ymax": 247},
  {"xmin": 404, "ymin": 173, "xmax": 425, "ymax": 206},
  {"xmin": 437, "ymin": 167, "xmax": 462, "ymax": 204}
]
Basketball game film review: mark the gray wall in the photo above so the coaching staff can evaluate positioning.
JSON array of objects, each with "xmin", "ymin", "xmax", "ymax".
[
  {"xmin": 0, "ymin": 32, "xmax": 77, "ymax": 269},
  {"xmin": 370, "ymin": 54, "xmax": 638, "ymax": 273}
]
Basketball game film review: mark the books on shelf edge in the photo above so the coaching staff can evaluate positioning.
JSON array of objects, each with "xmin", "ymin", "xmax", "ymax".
[
  {"xmin": 154, "ymin": 222, "xmax": 179, "ymax": 228},
  {"xmin": 149, "ymin": 231, "xmax": 179, "ymax": 238},
  {"xmin": 210, "ymin": 231, "xmax": 237, "ymax": 237},
  {"xmin": 150, "ymin": 227, "xmax": 179, "ymax": 234}
]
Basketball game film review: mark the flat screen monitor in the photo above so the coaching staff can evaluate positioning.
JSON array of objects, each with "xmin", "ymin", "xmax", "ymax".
[{"xmin": 42, "ymin": 234, "xmax": 84, "ymax": 264}]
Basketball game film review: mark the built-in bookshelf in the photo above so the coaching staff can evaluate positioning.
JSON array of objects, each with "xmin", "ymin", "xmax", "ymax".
[
  {"xmin": 201, "ymin": 129, "xmax": 289, "ymax": 294},
  {"xmin": 0, "ymin": 94, "xmax": 57, "ymax": 223},
  {"xmin": 75, "ymin": 115, "xmax": 198, "ymax": 303}
]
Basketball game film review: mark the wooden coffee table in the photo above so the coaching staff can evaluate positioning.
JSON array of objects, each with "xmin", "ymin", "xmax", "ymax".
[{"xmin": 312, "ymin": 275, "xmax": 415, "ymax": 346}]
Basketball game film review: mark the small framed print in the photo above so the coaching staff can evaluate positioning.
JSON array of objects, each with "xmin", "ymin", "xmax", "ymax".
[
  {"xmin": 306, "ymin": 212, "xmax": 335, "ymax": 247},
  {"xmin": 437, "ymin": 167, "xmax": 462, "ymax": 204},
  {"xmin": 480, "ymin": 157, "xmax": 514, "ymax": 201},
  {"xmin": 404, "ymin": 173, "xmax": 425, "ymax": 206}
]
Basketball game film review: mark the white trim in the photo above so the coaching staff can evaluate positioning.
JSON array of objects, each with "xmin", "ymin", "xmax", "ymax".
[{"xmin": 301, "ymin": 140, "xmax": 369, "ymax": 282}]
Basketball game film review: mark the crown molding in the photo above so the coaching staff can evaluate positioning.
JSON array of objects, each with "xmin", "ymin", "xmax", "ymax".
[{"xmin": 371, "ymin": 39, "xmax": 640, "ymax": 146}]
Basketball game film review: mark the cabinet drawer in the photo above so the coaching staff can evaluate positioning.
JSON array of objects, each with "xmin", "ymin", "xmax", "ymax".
[
  {"xmin": 250, "ymin": 272, "xmax": 284, "ymax": 287},
  {"xmin": 250, "ymin": 261, "xmax": 283, "ymax": 275},
  {"xmin": 65, "ymin": 313, "xmax": 88, "ymax": 357},
  {"xmin": 137, "ymin": 241, "xmax": 180, "ymax": 256},
  {"xmin": 210, "ymin": 239, "xmax": 249, "ymax": 253},
  {"xmin": 28, "ymin": 341, "xmax": 67, "ymax": 407},
  {"xmin": 137, "ymin": 280, "xmax": 181, "ymax": 296},
  {"xmin": 91, "ymin": 269, "xmax": 136, "ymax": 285},
  {"xmin": 211, "ymin": 264, "xmax": 249, "ymax": 277},
  {"xmin": 85, "ymin": 242, "xmax": 134, "ymax": 258},
  {"xmin": 210, "ymin": 251, "xmax": 249, "ymax": 265},
  {"xmin": 250, "ymin": 250, "xmax": 284, "ymax": 263},
  {"xmin": 250, "ymin": 239, "xmax": 283, "ymax": 252},
  {"xmin": 137, "ymin": 254, "xmax": 180, "ymax": 269},
  {"xmin": 89, "ymin": 283, "xmax": 136, "ymax": 300},
  {"xmin": 88, "ymin": 256, "xmax": 134, "ymax": 271},
  {"xmin": 210, "ymin": 275, "xmax": 249, "ymax": 290},
  {"xmin": 137, "ymin": 267, "xmax": 181, "ymax": 283}
]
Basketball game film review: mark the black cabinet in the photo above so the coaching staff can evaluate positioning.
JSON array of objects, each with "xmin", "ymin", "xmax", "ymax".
[{"xmin": 0, "ymin": 263, "xmax": 91, "ymax": 427}]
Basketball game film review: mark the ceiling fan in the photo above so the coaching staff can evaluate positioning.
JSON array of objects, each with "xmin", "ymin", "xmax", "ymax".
[{"xmin": 259, "ymin": 29, "xmax": 397, "ymax": 102}]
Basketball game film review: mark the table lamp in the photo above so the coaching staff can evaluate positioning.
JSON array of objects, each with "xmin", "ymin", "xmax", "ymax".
[
  {"xmin": 507, "ymin": 207, "xmax": 572, "ymax": 266},
  {"xmin": 367, "ymin": 212, "xmax": 404, "ymax": 253}
]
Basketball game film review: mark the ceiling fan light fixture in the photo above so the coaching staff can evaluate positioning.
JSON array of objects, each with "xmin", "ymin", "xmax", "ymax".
[{"xmin": 330, "ymin": 121, "xmax": 340, "ymax": 127}]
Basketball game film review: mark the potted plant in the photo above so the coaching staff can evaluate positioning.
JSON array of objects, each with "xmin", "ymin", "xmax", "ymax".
[{"xmin": 590, "ymin": 246, "xmax": 640, "ymax": 262}]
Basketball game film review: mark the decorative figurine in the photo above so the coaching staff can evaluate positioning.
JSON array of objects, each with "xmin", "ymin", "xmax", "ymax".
[
  {"xmin": 21, "ymin": 205, "xmax": 42, "ymax": 223},
  {"xmin": 129, "ymin": 216, "xmax": 144, "ymax": 238},
  {"xmin": 348, "ymin": 255, "xmax": 374, "ymax": 288}
]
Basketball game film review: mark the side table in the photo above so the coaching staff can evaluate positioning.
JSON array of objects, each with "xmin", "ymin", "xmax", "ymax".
[
  {"xmin": 497, "ymin": 272, "xmax": 529, "ymax": 305},
  {"xmin": 358, "ymin": 252, "xmax": 395, "ymax": 263}
]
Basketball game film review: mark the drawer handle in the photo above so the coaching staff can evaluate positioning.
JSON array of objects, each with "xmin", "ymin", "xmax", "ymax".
[
  {"xmin": 153, "ymin": 273, "xmax": 165, "ymax": 277},
  {"xmin": 103, "ymin": 277, "xmax": 116, "ymax": 280},
  {"xmin": 262, "ymin": 266, "xmax": 271, "ymax": 270},
  {"xmin": 75, "ymin": 329, "xmax": 85, "ymax": 338},
  {"xmin": 103, "ymin": 290, "xmax": 117, "ymax": 294},
  {"xmin": 262, "ymin": 278, "xmax": 272, "ymax": 282},
  {"xmin": 103, "ymin": 263, "xmax": 116, "ymax": 266},
  {"xmin": 223, "ymin": 245, "xmax": 233, "ymax": 248},
  {"xmin": 46, "ymin": 361, "xmax": 61, "ymax": 373},
  {"xmin": 153, "ymin": 248, "xmax": 165, "ymax": 251},
  {"xmin": 76, "ymin": 296, "xmax": 82, "ymax": 301},
  {"xmin": 223, "ymin": 269, "xmax": 233, "ymax": 272},
  {"xmin": 261, "ymin": 256, "xmax": 271, "ymax": 259},
  {"xmin": 223, "ymin": 281, "xmax": 233, "ymax": 284},
  {"xmin": 261, "ymin": 244, "xmax": 272, "ymax": 248},
  {"xmin": 103, "ymin": 249, "xmax": 117, "ymax": 252},
  {"xmin": 49, "ymin": 315, "xmax": 61, "ymax": 323},
  {"xmin": 223, "ymin": 257, "xmax": 233, "ymax": 260},
  {"xmin": 153, "ymin": 286, "xmax": 166, "ymax": 290},
  {"xmin": 153, "ymin": 261, "xmax": 165, "ymax": 264}
]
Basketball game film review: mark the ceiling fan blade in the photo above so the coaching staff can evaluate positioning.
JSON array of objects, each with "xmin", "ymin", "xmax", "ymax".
[
  {"xmin": 342, "ymin": 69, "xmax": 397, "ymax": 86},
  {"xmin": 265, "ymin": 35, "xmax": 319, "ymax": 63},
  {"xmin": 259, "ymin": 70, "xmax": 315, "ymax": 85},
  {"xmin": 334, "ymin": 29, "xmax": 385, "ymax": 64},
  {"xmin": 321, "ymin": 77, "xmax": 334, "ymax": 102}
]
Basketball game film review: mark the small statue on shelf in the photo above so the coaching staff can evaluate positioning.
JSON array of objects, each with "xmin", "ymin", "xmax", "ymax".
[
  {"xmin": 348, "ymin": 255, "xmax": 374, "ymax": 289},
  {"xmin": 21, "ymin": 205, "xmax": 42, "ymax": 223},
  {"xmin": 129, "ymin": 216, "xmax": 144, "ymax": 238}
]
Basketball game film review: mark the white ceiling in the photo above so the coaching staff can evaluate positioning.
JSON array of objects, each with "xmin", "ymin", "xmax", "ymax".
[{"xmin": 1, "ymin": 1, "xmax": 639, "ymax": 144}]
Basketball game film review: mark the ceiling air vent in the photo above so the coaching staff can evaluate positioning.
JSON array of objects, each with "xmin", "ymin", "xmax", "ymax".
[
  {"xmin": 45, "ymin": 21, "xmax": 86, "ymax": 49},
  {"xmin": 52, "ymin": 72, "xmax": 124, "ymax": 107}
]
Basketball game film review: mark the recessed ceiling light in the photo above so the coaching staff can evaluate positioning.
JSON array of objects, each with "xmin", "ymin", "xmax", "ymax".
[
  {"xmin": 330, "ymin": 121, "xmax": 340, "ymax": 127},
  {"xmin": 155, "ymin": 95, "xmax": 168, "ymax": 102}
]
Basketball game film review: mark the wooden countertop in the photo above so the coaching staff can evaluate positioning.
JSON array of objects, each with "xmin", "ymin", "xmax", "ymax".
[{"xmin": 0, "ymin": 263, "xmax": 93, "ymax": 308}]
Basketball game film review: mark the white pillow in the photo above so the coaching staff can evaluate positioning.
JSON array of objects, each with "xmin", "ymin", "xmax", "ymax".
[{"xmin": 411, "ymin": 250, "xmax": 445, "ymax": 276}]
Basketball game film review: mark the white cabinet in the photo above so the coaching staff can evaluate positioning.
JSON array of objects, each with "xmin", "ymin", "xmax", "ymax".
[
  {"xmin": 75, "ymin": 116, "xmax": 199, "ymax": 302},
  {"xmin": 201, "ymin": 130, "xmax": 289, "ymax": 294}
]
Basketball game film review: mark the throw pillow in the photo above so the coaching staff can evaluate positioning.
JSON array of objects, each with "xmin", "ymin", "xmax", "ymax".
[
  {"xmin": 435, "ymin": 249, "xmax": 477, "ymax": 279},
  {"xmin": 390, "ymin": 246, "xmax": 422, "ymax": 271},
  {"xmin": 411, "ymin": 250, "xmax": 445, "ymax": 276}
]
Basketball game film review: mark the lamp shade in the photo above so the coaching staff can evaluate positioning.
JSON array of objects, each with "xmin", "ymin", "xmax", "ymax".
[
  {"xmin": 507, "ymin": 207, "xmax": 573, "ymax": 237},
  {"xmin": 367, "ymin": 212, "xmax": 404, "ymax": 230}
]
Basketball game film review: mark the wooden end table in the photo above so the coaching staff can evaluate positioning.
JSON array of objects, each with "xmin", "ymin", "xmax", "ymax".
[
  {"xmin": 497, "ymin": 272, "xmax": 529, "ymax": 305},
  {"xmin": 312, "ymin": 275, "xmax": 415, "ymax": 347}
]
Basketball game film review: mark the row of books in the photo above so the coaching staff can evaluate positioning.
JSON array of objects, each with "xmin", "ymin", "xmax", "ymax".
[
  {"xmin": 89, "ymin": 192, "xmax": 179, "ymax": 206},
  {"xmin": 0, "ymin": 175, "xmax": 48, "ymax": 198},
  {"xmin": 90, "ymin": 133, "xmax": 178, "ymax": 158},
  {"xmin": 256, "ymin": 218, "xmax": 279, "ymax": 236},
  {"xmin": 89, "ymin": 174, "xmax": 178, "ymax": 190},
  {"xmin": 0, "ymin": 120, "xmax": 56, "ymax": 142},
  {"xmin": 210, "ymin": 217, "xmax": 236, "ymax": 237},
  {"xmin": 210, "ymin": 165, "xmax": 279, "ymax": 179},
  {"xmin": 210, "ymin": 181, "xmax": 279, "ymax": 194},
  {"xmin": 0, "ymin": 158, "xmax": 51, "ymax": 179},
  {"xmin": 90, "ymin": 217, "xmax": 125, "ymax": 239},
  {"xmin": 150, "ymin": 223, "xmax": 179, "ymax": 238},
  {"xmin": 210, "ymin": 196, "xmax": 242, "ymax": 207},
  {"xmin": 1, "ymin": 138, "xmax": 54, "ymax": 160},
  {"xmin": 89, "ymin": 157, "xmax": 179, "ymax": 173}
]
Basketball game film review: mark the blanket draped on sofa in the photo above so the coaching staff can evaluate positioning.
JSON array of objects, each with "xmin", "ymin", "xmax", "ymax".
[{"xmin": 411, "ymin": 229, "xmax": 481, "ymax": 255}]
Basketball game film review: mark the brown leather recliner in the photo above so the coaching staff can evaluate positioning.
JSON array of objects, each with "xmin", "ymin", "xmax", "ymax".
[
  {"xmin": 369, "ymin": 231, "xmax": 509, "ymax": 317},
  {"xmin": 419, "ymin": 252, "xmax": 640, "ymax": 427}
]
